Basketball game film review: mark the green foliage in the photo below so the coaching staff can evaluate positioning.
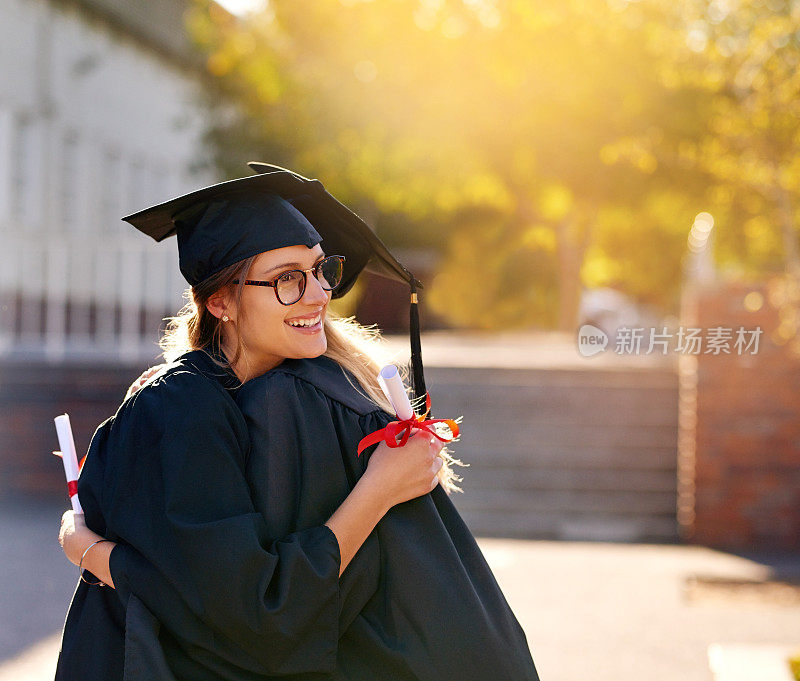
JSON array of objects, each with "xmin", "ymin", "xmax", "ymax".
[
  {"xmin": 185, "ymin": 0, "xmax": 800, "ymax": 329},
  {"xmin": 789, "ymin": 651, "xmax": 800, "ymax": 681}
]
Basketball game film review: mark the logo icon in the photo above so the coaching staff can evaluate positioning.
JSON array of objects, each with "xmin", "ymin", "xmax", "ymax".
[{"xmin": 577, "ymin": 324, "xmax": 608, "ymax": 357}]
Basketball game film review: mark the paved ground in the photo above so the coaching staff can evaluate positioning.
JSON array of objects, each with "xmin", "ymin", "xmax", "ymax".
[{"xmin": 2, "ymin": 497, "xmax": 799, "ymax": 681}]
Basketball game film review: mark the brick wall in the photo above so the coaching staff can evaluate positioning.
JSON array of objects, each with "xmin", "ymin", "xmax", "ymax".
[
  {"xmin": 0, "ymin": 361, "xmax": 143, "ymax": 498},
  {"xmin": 678, "ymin": 277, "xmax": 800, "ymax": 551}
]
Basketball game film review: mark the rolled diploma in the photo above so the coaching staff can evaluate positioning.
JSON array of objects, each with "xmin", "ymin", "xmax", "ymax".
[
  {"xmin": 54, "ymin": 414, "xmax": 83, "ymax": 514},
  {"xmin": 377, "ymin": 365, "xmax": 415, "ymax": 421}
]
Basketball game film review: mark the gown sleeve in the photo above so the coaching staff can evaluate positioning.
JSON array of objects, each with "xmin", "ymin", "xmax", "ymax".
[{"xmin": 90, "ymin": 368, "xmax": 342, "ymax": 677}]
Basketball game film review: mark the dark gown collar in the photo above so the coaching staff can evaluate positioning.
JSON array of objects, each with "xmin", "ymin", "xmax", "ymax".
[
  {"xmin": 258, "ymin": 355, "xmax": 388, "ymax": 417},
  {"xmin": 177, "ymin": 347, "xmax": 389, "ymax": 417}
]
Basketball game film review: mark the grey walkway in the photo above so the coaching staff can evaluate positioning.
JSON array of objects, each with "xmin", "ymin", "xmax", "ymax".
[{"xmin": 2, "ymin": 498, "xmax": 799, "ymax": 681}]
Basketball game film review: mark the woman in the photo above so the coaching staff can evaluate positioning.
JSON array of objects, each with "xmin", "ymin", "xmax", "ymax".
[{"xmin": 57, "ymin": 165, "xmax": 540, "ymax": 681}]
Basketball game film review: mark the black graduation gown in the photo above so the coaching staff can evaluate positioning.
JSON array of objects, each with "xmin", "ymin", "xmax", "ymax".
[
  {"xmin": 236, "ymin": 356, "xmax": 539, "ymax": 681},
  {"xmin": 55, "ymin": 350, "xmax": 539, "ymax": 681}
]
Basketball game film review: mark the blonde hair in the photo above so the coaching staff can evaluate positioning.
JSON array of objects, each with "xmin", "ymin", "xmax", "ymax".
[{"xmin": 159, "ymin": 257, "xmax": 463, "ymax": 494}]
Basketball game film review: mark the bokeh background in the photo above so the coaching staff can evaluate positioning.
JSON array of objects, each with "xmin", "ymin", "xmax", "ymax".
[{"xmin": 0, "ymin": 0, "xmax": 798, "ymax": 679}]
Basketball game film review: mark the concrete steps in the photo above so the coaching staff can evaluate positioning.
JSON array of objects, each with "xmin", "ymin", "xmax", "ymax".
[{"xmin": 426, "ymin": 365, "xmax": 680, "ymax": 543}]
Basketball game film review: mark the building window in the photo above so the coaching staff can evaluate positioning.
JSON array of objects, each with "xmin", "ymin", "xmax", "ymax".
[
  {"xmin": 126, "ymin": 157, "xmax": 146, "ymax": 215},
  {"xmin": 99, "ymin": 146, "xmax": 122, "ymax": 232},
  {"xmin": 11, "ymin": 114, "xmax": 36, "ymax": 224},
  {"xmin": 60, "ymin": 130, "xmax": 80, "ymax": 231},
  {"xmin": 148, "ymin": 165, "xmax": 169, "ymax": 205}
]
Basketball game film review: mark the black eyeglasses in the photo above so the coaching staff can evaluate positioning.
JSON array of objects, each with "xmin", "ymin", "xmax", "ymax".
[{"xmin": 233, "ymin": 255, "xmax": 346, "ymax": 306}]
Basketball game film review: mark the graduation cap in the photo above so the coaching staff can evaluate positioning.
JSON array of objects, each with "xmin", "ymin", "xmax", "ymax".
[{"xmin": 122, "ymin": 163, "xmax": 428, "ymax": 403}]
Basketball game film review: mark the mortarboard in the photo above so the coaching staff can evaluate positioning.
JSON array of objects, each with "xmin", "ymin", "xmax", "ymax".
[{"xmin": 122, "ymin": 163, "xmax": 428, "ymax": 403}]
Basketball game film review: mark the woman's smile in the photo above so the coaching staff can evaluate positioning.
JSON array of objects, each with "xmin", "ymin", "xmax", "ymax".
[{"xmin": 285, "ymin": 308, "xmax": 324, "ymax": 333}]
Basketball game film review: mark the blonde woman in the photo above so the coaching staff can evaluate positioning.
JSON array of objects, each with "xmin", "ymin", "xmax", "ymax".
[{"xmin": 57, "ymin": 166, "xmax": 540, "ymax": 681}]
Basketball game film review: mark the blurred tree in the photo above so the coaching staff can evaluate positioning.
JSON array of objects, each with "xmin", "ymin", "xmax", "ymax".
[
  {"xmin": 619, "ymin": 0, "xmax": 800, "ymax": 349},
  {"xmin": 184, "ymin": 0, "xmax": 799, "ymax": 330},
  {"xmin": 617, "ymin": 0, "xmax": 800, "ymax": 277}
]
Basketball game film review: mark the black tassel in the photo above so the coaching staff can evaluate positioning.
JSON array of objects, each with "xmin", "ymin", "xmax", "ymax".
[{"xmin": 409, "ymin": 281, "xmax": 428, "ymax": 414}]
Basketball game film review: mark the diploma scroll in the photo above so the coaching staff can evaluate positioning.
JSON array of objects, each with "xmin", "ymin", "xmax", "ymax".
[
  {"xmin": 377, "ymin": 365, "xmax": 415, "ymax": 421},
  {"xmin": 54, "ymin": 414, "xmax": 84, "ymax": 514},
  {"xmin": 358, "ymin": 366, "xmax": 458, "ymax": 456}
]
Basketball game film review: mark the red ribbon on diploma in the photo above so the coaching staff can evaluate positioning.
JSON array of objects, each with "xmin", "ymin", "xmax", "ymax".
[
  {"xmin": 54, "ymin": 451, "xmax": 85, "ymax": 494},
  {"xmin": 357, "ymin": 393, "xmax": 459, "ymax": 456}
]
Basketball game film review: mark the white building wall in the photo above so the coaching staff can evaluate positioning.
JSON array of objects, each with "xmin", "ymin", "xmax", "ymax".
[{"xmin": 0, "ymin": 0, "xmax": 219, "ymax": 360}]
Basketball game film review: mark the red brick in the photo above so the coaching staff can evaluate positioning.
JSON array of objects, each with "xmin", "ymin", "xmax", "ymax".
[{"xmin": 680, "ymin": 278, "xmax": 800, "ymax": 552}]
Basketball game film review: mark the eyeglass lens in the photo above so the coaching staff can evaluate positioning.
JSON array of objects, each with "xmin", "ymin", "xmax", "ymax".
[{"xmin": 276, "ymin": 256, "xmax": 344, "ymax": 304}]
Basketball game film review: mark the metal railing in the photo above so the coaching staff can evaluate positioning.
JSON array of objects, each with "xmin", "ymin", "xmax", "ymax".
[{"xmin": 0, "ymin": 230, "xmax": 186, "ymax": 363}]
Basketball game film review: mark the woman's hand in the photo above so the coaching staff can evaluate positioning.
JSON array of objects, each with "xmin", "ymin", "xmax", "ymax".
[
  {"xmin": 324, "ymin": 430, "xmax": 444, "ymax": 576},
  {"xmin": 363, "ymin": 429, "xmax": 445, "ymax": 509},
  {"xmin": 125, "ymin": 364, "xmax": 167, "ymax": 400},
  {"xmin": 59, "ymin": 510, "xmax": 117, "ymax": 588},
  {"xmin": 59, "ymin": 510, "xmax": 102, "ymax": 566}
]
